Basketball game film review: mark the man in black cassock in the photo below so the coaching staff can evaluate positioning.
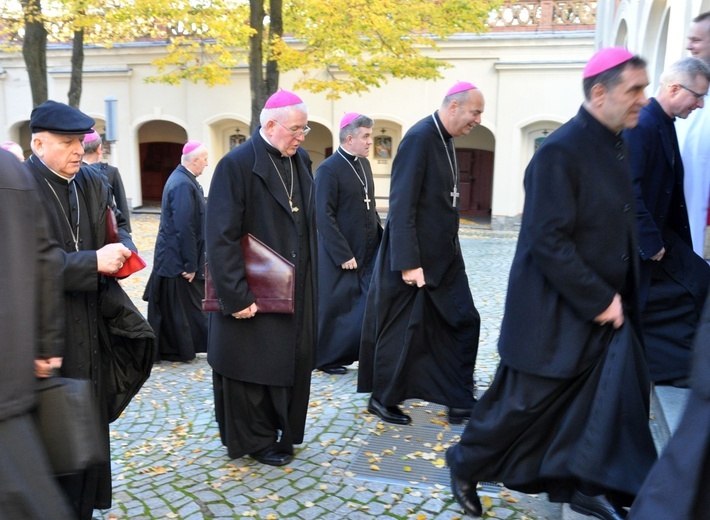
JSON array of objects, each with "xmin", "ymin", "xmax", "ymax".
[
  {"xmin": 205, "ymin": 90, "xmax": 317, "ymax": 467},
  {"xmin": 623, "ymin": 57, "xmax": 710, "ymax": 386},
  {"xmin": 358, "ymin": 81, "xmax": 483, "ymax": 426},
  {"xmin": 25, "ymin": 101, "xmax": 154, "ymax": 520},
  {"xmin": 445, "ymin": 49, "xmax": 657, "ymax": 520},
  {"xmin": 82, "ymin": 129, "xmax": 132, "ymax": 232},
  {"xmin": 0, "ymin": 149, "xmax": 75, "ymax": 519},
  {"xmin": 144, "ymin": 140, "xmax": 208, "ymax": 362},
  {"xmin": 315, "ymin": 112, "xmax": 382, "ymax": 375}
]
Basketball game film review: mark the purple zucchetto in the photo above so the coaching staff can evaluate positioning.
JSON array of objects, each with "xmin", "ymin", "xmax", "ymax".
[
  {"xmin": 446, "ymin": 81, "xmax": 478, "ymax": 97},
  {"xmin": 264, "ymin": 89, "xmax": 303, "ymax": 109},
  {"xmin": 339, "ymin": 112, "xmax": 361, "ymax": 129},
  {"xmin": 182, "ymin": 140, "xmax": 203, "ymax": 155},
  {"xmin": 84, "ymin": 130, "xmax": 100, "ymax": 144},
  {"xmin": 583, "ymin": 47, "xmax": 634, "ymax": 79}
]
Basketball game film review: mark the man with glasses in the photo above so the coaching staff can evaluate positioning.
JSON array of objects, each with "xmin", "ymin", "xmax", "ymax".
[
  {"xmin": 205, "ymin": 89, "xmax": 317, "ymax": 467},
  {"xmin": 680, "ymin": 11, "xmax": 710, "ymax": 258},
  {"xmin": 623, "ymin": 57, "xmax": 710, "ymax": 387}
]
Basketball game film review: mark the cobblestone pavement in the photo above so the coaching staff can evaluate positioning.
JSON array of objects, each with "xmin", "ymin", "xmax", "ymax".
[{"xmin": 96, "ymin": 213, "xmax": 562, "ymax": 520}]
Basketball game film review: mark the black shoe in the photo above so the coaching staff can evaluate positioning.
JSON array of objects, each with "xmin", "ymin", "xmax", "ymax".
[
  {"xmin": 448, "ymin": 407, "xmax": 473, "ymax": 425},
  {"xmin": 570, "ymin": 490, "xmax": 627, "ymax": 520},
  {"xmin": 250, "ymin": 446, "xmax": 294, "ymax": 467},
  {"xmin": 449, "ymin": 473, "xmax": 482, "ymax": 517},
  {"xmin": 320, "ymin": 365, "xmax": 347, "ymax": 375},
  {"xmin": 367, "ymin": 396, "xmax": 412, "ymax": 425}
]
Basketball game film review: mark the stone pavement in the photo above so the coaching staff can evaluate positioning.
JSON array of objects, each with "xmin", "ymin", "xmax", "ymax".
[{"xmin": 94, "ymin": 214, "xmax": 617, "ymax": 520}]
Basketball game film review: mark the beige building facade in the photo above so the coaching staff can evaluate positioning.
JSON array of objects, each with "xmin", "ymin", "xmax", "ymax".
[{"xmin": 0, "ymin": 2, "xmax": 605, "ymax": 229}]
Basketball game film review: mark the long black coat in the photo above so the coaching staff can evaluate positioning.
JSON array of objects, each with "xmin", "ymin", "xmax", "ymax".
[
  {"xmin": 153, "ymin": 164, "xmax": 205, "ymax": 279},
  {"xmin": 498, "ymin": 106, "xmax": 642, "ymax": 378},
  {"xmin": 205, "ymin": 129, "xmax": 318, "ymax": 386},
  {"xmin": 315, "ymin": 148, "xmax": 381, "ymax": 368},
  {"xmin": 624, "ymin": 98, "xmax": 710, "ymax": 380},
  {"xmin": 0, "ymin": 150, "xmax": 63, "ymax": 422},
  {"xmin": 359, "ymin": 113, "xmax": 479, "ymax": 408}
]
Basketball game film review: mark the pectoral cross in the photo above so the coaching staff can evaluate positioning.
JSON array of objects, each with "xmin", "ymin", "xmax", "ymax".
[
  {"xmin": 451, "ymin": 186, "xmax": 460, "ymax": 207},
  {"xmin": 289, "ymin": 199, "xmax": 299, "ymax": 213},
  {"xmin": 364, "ymin": 190, "xmax": 371, "ymax": 210}
]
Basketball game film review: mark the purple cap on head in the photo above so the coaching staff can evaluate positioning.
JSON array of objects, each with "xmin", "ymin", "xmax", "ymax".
[
  {"xmin": 583, "ymin": 47, "xmax": 634, "ymax": 79},
  {"xmin": 84, "ymin": 130, "xmax": 100, "ymax": 144},
  {"xmin": 182, "ymin": 140, "xmax": 203, "ymax": 155},
  {"xmin": 264, "ymin": 89, "xmax": 303, "ymax": 109},
  {"xmin": 446, "ymin": 81, "xmax": 477, "ymax": 97},
  {"xmin": 340, "ymin": 112, "xmax": 361, "ymax": 129}
]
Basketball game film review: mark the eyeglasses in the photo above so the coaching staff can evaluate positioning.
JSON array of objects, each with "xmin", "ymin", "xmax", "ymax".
[
  {"xmin": 680, "ymin": 84, "xmax": 707, "ymax": 99},
  {"xmin": 275, "ymin": 120, "xmax": 311, "ymax": 137}
]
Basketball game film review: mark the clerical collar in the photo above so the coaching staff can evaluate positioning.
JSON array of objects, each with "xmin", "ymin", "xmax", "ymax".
[
  {"xmin": 338, "ymin": 147, "xmax": 359, "ymax": 162},
  {"xmin": 433, "ymin": 111, "xmax": 453, "ymax": 140},
  {"xmin": 31, "ymin": 155, "xmax": 75, "ymax": 184},
  {"xmin": 259, "ymin": 129, "xmax": 287, "ymax": 158}
]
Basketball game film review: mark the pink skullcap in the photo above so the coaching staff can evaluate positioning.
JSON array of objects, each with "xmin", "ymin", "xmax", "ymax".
[
  {"xmin": 340, "ymin": 112, "xmax": 361, "ymax": 129},
  {"xmin": 84, "ymin": 130, "xmax": 100, "ymax": 143},
  {"xmin": 583, "ymin": 47, "xmax": 634, "ymax": 79},
  {"xmin": 182, "ymin": 140, "xmax": 203, "ymax": 155},
  {"xmin": 446, "ymin": 81, "xmax": 477, "ymax": 96},
  {"xmin": 264, "ymin": 89, "xmax": 303, "ymax": 109}
]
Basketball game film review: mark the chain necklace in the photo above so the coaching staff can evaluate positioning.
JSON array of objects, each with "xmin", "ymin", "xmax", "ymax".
[
  {"xmin": 336, "ymin": 149, "xmax": 372, "ymax": 210},
  {"xmin": 432, "ymin": 113, "xmax": 460, "ymax": 207},
  {"xmin": 267, "ymin": 154, "xmax": 299, "ymax": 213},
  {"xmin": 44, "ymin": 178, "xmax": 80, "ymax": 251}
]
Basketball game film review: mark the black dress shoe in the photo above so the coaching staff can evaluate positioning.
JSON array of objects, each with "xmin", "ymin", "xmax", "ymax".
[
  {"xmin": 320, "ymin": 365, "xmax": 347, "ymax": 375},
  {"xmin": 448, "ymin": 407, "xmax": 473, "ymax": 425},
  {"xmin": 449, "ymin": 473, "xmax": 482, "ymax": 517},
  {"xmin": 251, "ymin": 447, "xmax": 294, "ymax": 467},
  {"xmin": 570, "ymin": 490, "xmax": 627, "ymax": 520},
  {"xmin": 367, "ymin": 396, "xmax": 412, "ymax": 425}
]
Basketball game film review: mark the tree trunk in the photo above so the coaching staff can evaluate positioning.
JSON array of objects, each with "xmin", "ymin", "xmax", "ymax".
[
  {"xmin": 68, "ymin": 28, "xmax": 84, "ymax": 108},
  {"xmin": 249, "ymin": 0, "xmax": 265, "ymax": 132},
  {"xmin": 21, "ymin": 0, "xmax": 48, "ymax": 107},
  {"xmin": 266, "ymin": 0, "xmax": 282, "ymax": 96}
]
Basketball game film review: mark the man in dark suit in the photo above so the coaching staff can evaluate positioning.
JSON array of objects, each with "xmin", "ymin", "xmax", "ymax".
[
  {"xmin": 0, "ymin": 148, "xmax": 75, "ymax": 519},
  {"xmin": 623, "ymin": 57, "xmax": 710, "ymax": 386},
  {"xmin": 144, "ymin": 141, "xmax": 208, "ymax": 362},
  {"xmin": 82, "ymin": 130, "xmax": 132, "ymax": 232},
  {"xmin": 358, "ymin": 82, "xmax": 483, "ymax": 426},
  {"xmin": 446, "ymin": 48, "xmax": 657, "ymax": 520},
  {"xmin": 205, "ymin": 90, "xmax": 317, "ymax": 467},
  {"xmin": 315, "ymin": 112, "xmax": 382, "ymax": 375}
]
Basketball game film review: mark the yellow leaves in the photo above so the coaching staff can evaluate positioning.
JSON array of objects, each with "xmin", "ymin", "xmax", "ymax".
[
  {"xmin": 370, "ymin": 464, "xmax": 380, "ymax": 471},
  {"xmin": 431, "ymin": 458, "xmax": 446, "ymax": 468},
  {"xmin": 481, "ymin": 495, "xmax": 493, "ymax": 510}
]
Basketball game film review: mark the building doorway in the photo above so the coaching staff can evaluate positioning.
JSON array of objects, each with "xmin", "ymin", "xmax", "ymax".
[{"xmin": 457, "ymin": 148, "xmax": 494, "ymax": 217}]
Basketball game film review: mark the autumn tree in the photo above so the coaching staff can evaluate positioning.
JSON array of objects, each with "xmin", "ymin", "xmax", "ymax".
[{"xmin": 142, "ymin": 0, "xmax": 498, "ymax": 131}]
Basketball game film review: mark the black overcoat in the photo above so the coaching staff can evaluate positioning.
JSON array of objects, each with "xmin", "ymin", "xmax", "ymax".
[
  {"xmin": 498, "ymin": 106, "xmax": 642, "ymax": 378},
  {"xmin": 623, "ymin": 98, "xmax": 710, "ymax": 380},
  {"xmin": 623, "ymin": 97, "xmax": 708, "ymax": 306},
  {"xmin": 205, "ymin": 129, "xmax": 318, "ymax": 386},
  {"xmin": 359, "ymin": 113, "xmax": 479, "ymax": 408},
  {"xmin": 153, "ymin": 164, "xmax": 205, "ymax": 279},
  {"xmin": 315, "ymin": 148, "xmax": 381, "ymax": 368},
  {"xmin": 0, "ymin": 150, "xmax": 63, "ymax": 422}
]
